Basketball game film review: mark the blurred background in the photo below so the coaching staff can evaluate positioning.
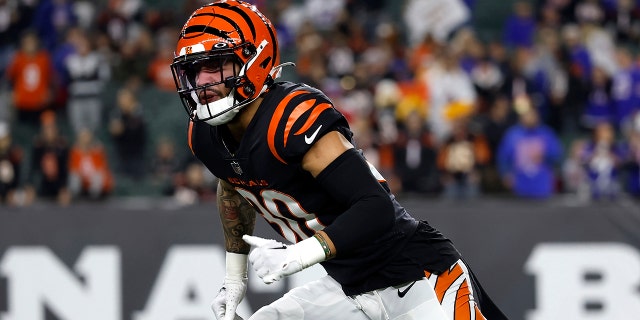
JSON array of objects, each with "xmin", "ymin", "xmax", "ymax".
[{"xmin": 1, "ymin": 0, "xmax": 640, "ymax": 319}]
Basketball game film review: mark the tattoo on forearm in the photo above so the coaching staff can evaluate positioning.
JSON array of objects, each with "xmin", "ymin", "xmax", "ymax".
[
  {"xmin": 221, "ymin": 199, "xmax": 239, "ymax": 220},
  {"xmin": 217, "ymin": 180, "xmax": 256, "ymax": 254}
]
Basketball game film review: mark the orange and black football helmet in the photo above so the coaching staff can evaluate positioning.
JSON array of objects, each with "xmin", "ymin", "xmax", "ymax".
[{"xmin": 171, "ymin": 0, "xmax": 281, "ymax": 125}]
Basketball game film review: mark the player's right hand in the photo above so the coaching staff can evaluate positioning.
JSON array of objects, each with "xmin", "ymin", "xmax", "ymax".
[
  {"xmin": 211, "ymin": 276, "xmax": 247, "ymax": 320},
  {"xmin": 243, "ymin": 234, "xmax": 327, "ymax": 284}
]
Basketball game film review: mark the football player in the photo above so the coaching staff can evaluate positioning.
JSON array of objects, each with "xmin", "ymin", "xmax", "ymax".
[{"xmin": 171, "ymin": 1, "xmax": 508, "ymax": 319}]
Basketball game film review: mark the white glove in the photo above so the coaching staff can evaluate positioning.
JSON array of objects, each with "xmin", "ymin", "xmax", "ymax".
[
  {"xmin": 243, "ymin": 234, "xmax": 326, "ymax": 284},
  {"xmin": 212, "ymin": 252, "xmax": 248, "ymax": 320}
]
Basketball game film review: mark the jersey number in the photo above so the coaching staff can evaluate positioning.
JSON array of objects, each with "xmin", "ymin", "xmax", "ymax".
[{"xmin": 235, "ymin": 188, "xmax": 324, "ymax": 243}]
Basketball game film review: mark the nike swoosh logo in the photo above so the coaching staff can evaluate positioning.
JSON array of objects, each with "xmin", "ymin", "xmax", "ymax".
[
  {"xmin": 397, "ymin": 281, "xmax": 416, "ymax": 298},
  {"xmin": 304, "ymin": 125, "xmax": 323, "ymax": 144}
]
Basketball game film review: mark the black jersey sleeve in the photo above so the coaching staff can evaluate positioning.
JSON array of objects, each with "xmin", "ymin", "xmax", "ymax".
[
  {"xmin": 315, "ymin": 148, "xmax": 396, "ymax": 255},
  {"xmin": 266, "ymin": 85, "xmax": 352, "ymax": 164}
]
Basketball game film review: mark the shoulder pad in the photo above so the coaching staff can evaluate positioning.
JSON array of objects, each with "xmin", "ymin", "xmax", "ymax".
[{"xmin": 266, "ymin": 87, "xmax": 349, "ymax": 164}]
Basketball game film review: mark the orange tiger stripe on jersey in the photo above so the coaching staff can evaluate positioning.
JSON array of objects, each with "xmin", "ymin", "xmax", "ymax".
[
  {"xmin": 428, "ymin": 263, "xmax": 487, "ymax": 320},
  {"xmin": 434, "ymin": 263, "xmax": 464, "ymax": 303},
  {"xmin": 284, "ymin": 99, "xmax": 315, "ymax": 147},
  {"xmin": 268, "ymin": 90, "xmax": 309, "ymax": 164},
  {"xmin": 456, "ymin": 280, "xmax": 486, "ymax": 320},
  {"xmin": 188, "ymin": 120, "xmax": 195, "ymax": 155},
  {"xmin": 455, "ymin": 280, "xmax": 472, "ymax": 319},
  {"xmin": 294, "ymin": 102, "xmax": 332, "ymax": 135}
]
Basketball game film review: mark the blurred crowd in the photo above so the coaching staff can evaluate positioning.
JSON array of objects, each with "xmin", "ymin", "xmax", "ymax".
[{"xmin": 1, "ymin": 0, "xmax": 640, "ymax": 207}]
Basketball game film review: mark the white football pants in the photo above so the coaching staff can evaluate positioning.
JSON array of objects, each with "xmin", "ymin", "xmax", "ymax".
[{"xmin": 248, "ymin": 274, "xmax": 447, "ymax": 320}]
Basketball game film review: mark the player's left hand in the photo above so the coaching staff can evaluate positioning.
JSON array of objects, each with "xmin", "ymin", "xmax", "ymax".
[{"xmin": 243, "ymin": 235, "xmax": 325, "ymax": 284}]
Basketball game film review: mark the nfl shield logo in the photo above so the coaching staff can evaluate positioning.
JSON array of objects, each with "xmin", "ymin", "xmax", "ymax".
[{"xmin": 230, "ymin": 161, "xmax": 243, "ymax": 175}]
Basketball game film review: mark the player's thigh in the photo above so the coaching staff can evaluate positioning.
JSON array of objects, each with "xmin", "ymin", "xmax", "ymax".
[
  {"xmin": 249, "ymin": 275, "xmax": 368, "ymax": 320},
  {"xmin": 426, "ymin": 260, "xmax": 486, "ymax": 320},
  {"xmin": 368, "ymin": 278, "xmax": 448, "ymax": 320}
]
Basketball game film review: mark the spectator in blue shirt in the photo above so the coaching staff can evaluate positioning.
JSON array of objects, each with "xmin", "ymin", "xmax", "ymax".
[
  {"xmin": 503, "ymin": 1, "xmax": 536, "ymax": 49},
  {"xmin": 582, "ymin": 66, "xmax": 615, "ymax": 129},
  {"xmin": 622, "ymin": 111, "xmax": 640, "ymax": 197},
  {"xmin": 561, "ymin": 24, "xmax": 593, "ymax": 83},
  {"xmin": 611, "ymin": 46, "xmax": 640, "ymax": 129},
  {"xmin": 497, "ymin": 105, "xmax": 563, "ymax": 198},
  {"xmin": 581, "ymin": 121, "xmax": 624, "ymax": 200},
  {"xmin": 32, "ymin": 0, "xmax": 77, "ymax": 52}
]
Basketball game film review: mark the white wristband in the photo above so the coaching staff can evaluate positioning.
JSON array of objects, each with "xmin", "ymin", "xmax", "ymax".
[
  {"xmin": 226, "ymin": 252, "xmax": 248, "ymax": 281},
  {"xmin": 291, "ymin": 236, "xmax": 327, "ymax": 269}
]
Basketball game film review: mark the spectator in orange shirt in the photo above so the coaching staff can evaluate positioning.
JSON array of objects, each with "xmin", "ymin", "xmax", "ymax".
[
  {"xmin": 147, "ymin": 28, "xmax": 177, "ymax": 91},
  {"xmin": 408, "ymin": 33, "xmax": 439, "ymax": 74},
  {"xmin": 68, "ymin": 128, "xmax": 114, "ymax": 200},
  {"xmin": 5, "ymin": 30, "xmax": 55, "ymax": 126}
]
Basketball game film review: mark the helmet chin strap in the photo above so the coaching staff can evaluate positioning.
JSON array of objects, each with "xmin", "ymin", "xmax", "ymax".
[
  {"xmin": 187, "ymin": 76, "xmax": 239, "ymax": 126},
  {"xmin": 195, "ymin": 93, "xmax": 240, "ymax": 126},
  {"xmin": 192, "ymin": 88, "xmax": 255, "ymax": 127}
]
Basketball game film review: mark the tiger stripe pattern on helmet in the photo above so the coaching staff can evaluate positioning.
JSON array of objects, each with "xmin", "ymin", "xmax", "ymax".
[{"xmin": 172, "ymin": 0, "xmax": 280, "ymax": 123}]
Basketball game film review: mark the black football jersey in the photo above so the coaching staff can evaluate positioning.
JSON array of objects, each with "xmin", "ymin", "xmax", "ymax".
[{"xmin": 189, "ymin": 81, "xmax": 460, "ymax": 295}]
